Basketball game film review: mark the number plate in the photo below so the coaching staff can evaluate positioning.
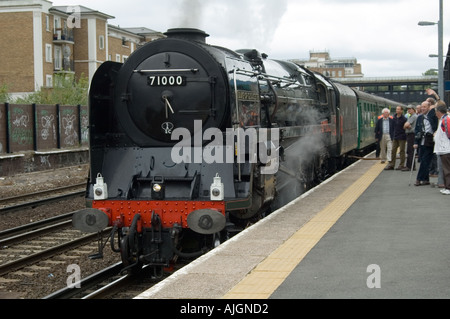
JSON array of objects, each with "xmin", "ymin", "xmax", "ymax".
[{"xmin": 147, "ymin": 75, "xmax": 186, "ymax": 86}]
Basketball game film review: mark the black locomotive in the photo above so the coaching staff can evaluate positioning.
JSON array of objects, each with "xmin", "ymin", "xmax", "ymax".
[{"xmin": 73, "ymin": 28, "xmax": 401, "ymax": 273}]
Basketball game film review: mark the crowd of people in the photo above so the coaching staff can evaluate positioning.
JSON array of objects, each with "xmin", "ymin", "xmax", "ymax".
[{"xmin": 375, "ymin": 88, "xmax": 450, "ymax": 194}]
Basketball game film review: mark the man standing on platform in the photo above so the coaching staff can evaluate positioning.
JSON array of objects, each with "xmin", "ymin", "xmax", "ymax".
[
  {"xmin": 403, "ymin": 105, "xmax": 418, "ymax": 171},
  {"xmin": 413, "ymin": 101, "xmax": 438, "ymax": 186},
  {"xmin": 375, "ymin": 108, "xmax": 394, "ymax": 165},
  {"xmin": 385, "ymin": 106, "xmax": 407, "ymax": 170}
]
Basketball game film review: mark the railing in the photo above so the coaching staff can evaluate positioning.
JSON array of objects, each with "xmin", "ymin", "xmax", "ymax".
[
  {"xmin": 54, "ymin": 58, "xmax": 74, "ymax": 72},
  {"xmin": 53, "ymin": 28, "xmax": 74, "ymax": 42}
]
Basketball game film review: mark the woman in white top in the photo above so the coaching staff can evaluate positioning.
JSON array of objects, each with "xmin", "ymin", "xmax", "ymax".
[{"xmin": 433, "ymin": 103, "xmax": 450, "ymax": 194}]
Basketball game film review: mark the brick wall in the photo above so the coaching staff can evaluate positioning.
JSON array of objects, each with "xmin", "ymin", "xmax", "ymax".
[
  {"xmin": 109, "ymin": 36, "xmax": 134, "ymax": 63},
  {"xmin": 96, "ymin": 19, "xmax": 107, "ymax": 66},
  {"xmin": 73, "ymin": 19, "xmax": 88, "ymax": 80},
  {"xmin": 0, "ymin": 12, "xmax": 34, "ymax": 92}
]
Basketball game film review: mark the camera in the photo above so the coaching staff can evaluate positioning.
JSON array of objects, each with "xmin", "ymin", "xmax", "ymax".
[{"xmin": 415, "ymin": 131, "xmax": 424, "ymax": 140}]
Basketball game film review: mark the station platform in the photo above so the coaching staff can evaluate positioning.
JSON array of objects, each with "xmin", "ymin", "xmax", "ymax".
[{"xmin": 135, "ymin": 153, "xmax": 450, "ymax": 300}]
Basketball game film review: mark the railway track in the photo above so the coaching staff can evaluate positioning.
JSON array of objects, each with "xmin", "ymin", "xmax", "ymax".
[
  {"xmin": 0, "ymin": 211, "xmax": 74, "ymax": 245},
  {"xmin": 0, "ymin": 212, "xmax": 110, "ymax": 276},
  {"xmin": 0, "ymin": 183, "xmax": 86, "ymax": 214},
  {"xmin": 0, "ymin": 206, "xmax": 120, "ymax": 298},
  {"xmin": 43, "ymin": 262, "xmax": 124, "ymax": 299},
  {"xmin": 0, "ymin": 203, "xmax": 175, "ymax": 299},
  {"xmin": 43, "ymin": 260, "xmax": 187, "ymax": 299}
]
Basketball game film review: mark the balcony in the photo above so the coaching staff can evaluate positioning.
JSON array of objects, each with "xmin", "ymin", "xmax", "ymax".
[
  {"xmin": 53, "ymin": 28, "xmax": 74, "ymax": 44},
  {"xmin": 54, "ymin": 58, "xmax": 74, "ymax": 73}
]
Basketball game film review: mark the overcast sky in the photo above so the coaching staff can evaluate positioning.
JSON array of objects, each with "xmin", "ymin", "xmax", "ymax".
[{"xmin": 50, "ymin": 0, "xmax": 450, "ymax": 77}]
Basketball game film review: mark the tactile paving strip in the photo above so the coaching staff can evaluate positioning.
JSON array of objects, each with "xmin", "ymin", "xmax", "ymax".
[{"xmin": 222, "ymin": 162, "xmax": 385, "ymax": 299}]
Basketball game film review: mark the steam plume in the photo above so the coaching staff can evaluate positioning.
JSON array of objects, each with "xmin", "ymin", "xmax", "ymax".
[{"xmin": 173, "ymin": 0, "xmax": 288, "ymax": 50}]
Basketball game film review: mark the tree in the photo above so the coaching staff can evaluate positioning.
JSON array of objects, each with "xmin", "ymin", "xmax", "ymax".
[
  {"xmin": 14, "ymin": 73, "xmax": 88, "ymax": 105},
  {"xmin": 423, "ymin": 69, "xmax": 438, "ymax": 76},
  {"xmin": 0, "ymin": 83, "xmax": 10, "ymax": 103}
]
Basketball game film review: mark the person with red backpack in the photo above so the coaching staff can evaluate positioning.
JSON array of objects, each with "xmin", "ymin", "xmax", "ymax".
[{"xmin": 433, "ymin": 103, "xmax": 450, "ymax": 194}]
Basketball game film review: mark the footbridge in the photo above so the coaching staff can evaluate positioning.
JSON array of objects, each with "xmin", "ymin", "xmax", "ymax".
[{"xmin": 335, "ymin": 76, "xmax": 438, "ymax": 105}]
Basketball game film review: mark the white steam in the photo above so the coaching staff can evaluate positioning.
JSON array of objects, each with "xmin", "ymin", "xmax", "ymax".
[
  {"xmin": 176, "ymin": 0, "xmax": 203, "ymax": 28},
  {"xmin": 173, "ymin": 0, "xmax": 288, "ymax": 51}
]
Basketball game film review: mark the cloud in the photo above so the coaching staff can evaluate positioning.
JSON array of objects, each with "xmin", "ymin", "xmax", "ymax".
[{"xmin": 49, "ymin": 0, "xmax": 450, "ymax": 77}]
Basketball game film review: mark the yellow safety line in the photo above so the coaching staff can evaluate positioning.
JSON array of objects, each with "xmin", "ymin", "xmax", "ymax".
[{"xmin": 222, "ymin": 162, "xmax": 385, "ymax": 299}]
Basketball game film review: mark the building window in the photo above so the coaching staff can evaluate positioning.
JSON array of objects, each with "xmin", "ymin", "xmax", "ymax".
[
  {"xmin": 116, "ymin": 54, "xmax": 121, "ymax": 62},
  {"xmin": 99, "ymin": 35, "xmax": 105, "ymax": 50},
  {"xmin": 46, "ymin": 75, "xmax": 53, "ymax": 87},
  {"xmin": 54, "ymin": 46, "xmax": 62, "ymax": 70},
  {"xmin": 46, "ymin": 15, "xmax": 50, "ymax": 31},
  {"xmin": 45, "ymin": 44, "xmax": 52, "ymax": 63},
  {"xmin": 108, "ymin": 54, "xmax": 112, "ymax": 61},
  {"xmin": 122, "ymin": 55, "xmax": 129, "ymax": 63},
  {"xmin": 54, "ymin": 16, "xmax": 61, "ymax": 38},
  {"xmin": 54, "ymin": 17, "xmax": 61, "ymax": 29}
]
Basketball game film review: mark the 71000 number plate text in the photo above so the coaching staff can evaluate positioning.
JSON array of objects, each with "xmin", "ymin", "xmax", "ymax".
[{"xmin": 147, "ymin": 75, "xmax": 186, "ymax": 86}]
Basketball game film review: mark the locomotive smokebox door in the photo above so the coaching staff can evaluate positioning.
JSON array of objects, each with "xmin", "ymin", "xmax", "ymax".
[
  {"xmin": 187, "ymin": 209, "xmax": 226, "ymax": 235},
  {"xmin": 72, "ymin": 208, "xmax": 109, "ymax": 233}
]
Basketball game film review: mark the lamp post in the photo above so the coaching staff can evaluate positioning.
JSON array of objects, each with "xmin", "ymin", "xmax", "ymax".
[
  {"xmin": 429, "ymin": 54, "xmax": 450, "ymax": 58},
  {"xmin": 418, "ymin": 0, "xmax": 444, "ymax": 99}
]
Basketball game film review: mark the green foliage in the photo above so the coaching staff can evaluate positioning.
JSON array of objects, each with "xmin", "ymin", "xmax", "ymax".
[
  {"xmin": 0, "ymin": 83, "xmax": 10, "ymax": 103},
  {"xmin": 423, "ymin": 69, "xmax": 438, "ymax": 76},
  {"xmin": 13, "ymin": 74, "xmax": 88, "ymax": 105}
]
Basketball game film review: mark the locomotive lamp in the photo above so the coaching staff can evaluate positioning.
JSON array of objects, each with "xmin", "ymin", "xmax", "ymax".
[
  {"xmin": 210, "ymin": 173, "xmax": 224, "ymax": 201},
  {"xmin": 152, "ymin": 176, "xmax": 165, "ymax": 200},
  {"xmin": 94, "ymin": 173, "xmax": 108, "ymax": 200}
]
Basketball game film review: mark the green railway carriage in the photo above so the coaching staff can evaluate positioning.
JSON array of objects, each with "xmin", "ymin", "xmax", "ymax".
[
  {"xmin": 312, "ymin": 73, "xmax": 405, "ymax": 159},
  {"xmin": 354, "ymin": 90, "xmax": 405, "ymax": 150}
]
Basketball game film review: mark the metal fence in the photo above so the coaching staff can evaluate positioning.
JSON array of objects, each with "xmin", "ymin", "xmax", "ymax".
[{"xmin": 0, "ymin": 103, "xmax": 88, "ymax": 154}]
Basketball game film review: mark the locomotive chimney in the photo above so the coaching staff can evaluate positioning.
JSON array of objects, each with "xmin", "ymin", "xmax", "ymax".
[{"xmin": 164, "ymin": 28, "xmax": 209, "ymax": 43}]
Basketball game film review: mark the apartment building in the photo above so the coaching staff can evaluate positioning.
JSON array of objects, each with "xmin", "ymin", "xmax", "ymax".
[
  {"xmin": 0, "ymin": 0, "xmax": 164, "ymax": 98},
  {"xmin": 291, "ymin": 51, "xmax": 364, "ymax": 79},
  {"xmin": 108, "ymin": 26, "xmax": 163, "ymax": 63}
]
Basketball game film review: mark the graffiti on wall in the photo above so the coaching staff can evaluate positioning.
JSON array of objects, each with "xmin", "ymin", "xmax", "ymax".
[
  {"xmin": 1, "ymin": 104, "xmax": 88, "ymax": 154},
  {"xmin": 61, "ymin": 108, "xmax": 79, "ymax": 146},
  {"xmin": 10, "ymin": 106, "xmax": 33, "ymax": 147}
]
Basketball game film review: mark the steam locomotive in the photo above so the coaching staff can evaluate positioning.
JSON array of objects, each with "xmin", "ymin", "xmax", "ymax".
[{"xmin": 72, "ymin": 28, "xmax": 401, "ymax": 274}]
